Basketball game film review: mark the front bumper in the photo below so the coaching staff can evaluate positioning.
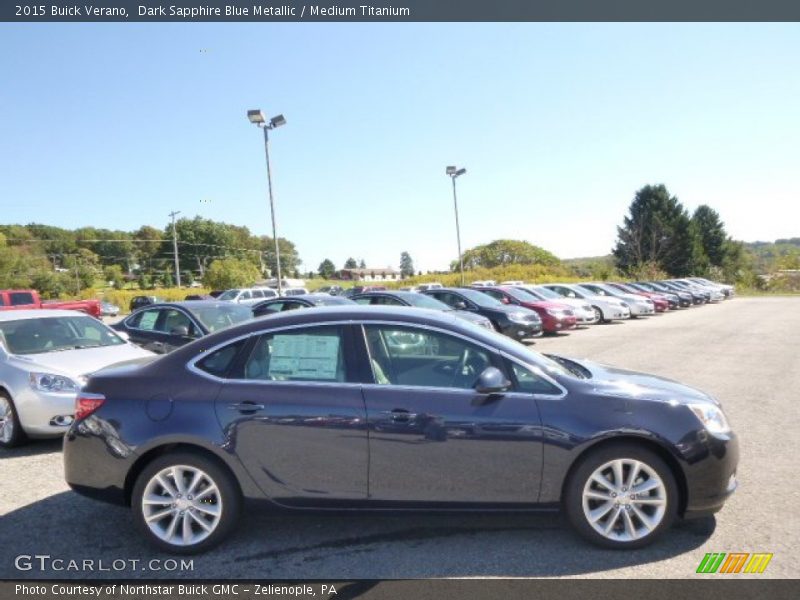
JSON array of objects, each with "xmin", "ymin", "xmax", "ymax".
[
  {"xmin": 502, "ymin": 321, "xmax": 543, "ymax": 340},
  {"xmin": 14, "ymin": 387, "xmax": 76, "ymax": 438},
  {"xmin": 683, "ymin": 432, "xmax": 740, "ymax": 518}
]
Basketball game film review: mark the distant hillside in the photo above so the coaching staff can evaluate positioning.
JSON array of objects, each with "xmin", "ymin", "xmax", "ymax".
[{"xmin": 742, "ymin": 238, "xmax": 800, "ymax": 273}]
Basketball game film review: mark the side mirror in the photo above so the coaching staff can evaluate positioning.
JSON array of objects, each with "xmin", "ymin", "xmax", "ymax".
[
  {"xmin": 170, "ymin": 325, "xmax": 190, "ymax": 337},
  {"xmin": 454, "ymin": 301, "xmax": 467, "ymax": 310},
  {"xmin": 474, "ymin": 366, "xmax": 511, "ymax": 395}
]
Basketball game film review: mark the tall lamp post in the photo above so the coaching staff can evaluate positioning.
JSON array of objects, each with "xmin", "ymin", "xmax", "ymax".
[
  {"xmin": 168, "ymin": 210, "xmax": 182, "ymax": 287},
  {"xmin": 247, "ymin": 109, "xmax": 287, "ymax": 295},
  {"xmin": 446, "ymin": 166, "xmax": 467, "ymax": 286}
]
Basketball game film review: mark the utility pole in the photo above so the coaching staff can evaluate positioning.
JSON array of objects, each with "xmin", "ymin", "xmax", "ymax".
[{"xmin": 169, "ymin": 210, "xmax": 182, "ymax": 287}]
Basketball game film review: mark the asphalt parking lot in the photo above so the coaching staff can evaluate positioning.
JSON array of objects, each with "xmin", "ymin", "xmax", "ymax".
[{"xmin": 1, "ymin": 297, "xmax": 798, "ymax": 579}]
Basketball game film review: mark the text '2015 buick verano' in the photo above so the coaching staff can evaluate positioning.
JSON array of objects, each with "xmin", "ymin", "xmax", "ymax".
[{"xmin": 63, "ymin": 306, "xmax": 738, "ymax": 554}]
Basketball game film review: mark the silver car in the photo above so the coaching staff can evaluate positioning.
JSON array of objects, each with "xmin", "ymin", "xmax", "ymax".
[{"xmin": 0, "ymin": 310, "xmax": 153, "ymax": 447}]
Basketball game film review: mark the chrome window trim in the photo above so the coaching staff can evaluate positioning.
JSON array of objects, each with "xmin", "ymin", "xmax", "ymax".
[{"xmin": 186, "ymin": 317, "xmax": 568, "ymax": 400}]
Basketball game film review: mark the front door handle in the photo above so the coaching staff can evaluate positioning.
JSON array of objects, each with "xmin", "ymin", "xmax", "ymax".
[
  {"xmin": 388, "ymin": 408, "xmax": 416, "ymax": 422},
  {"xmin": 229, "ymin": 401, "xmax": 265, "ymax": 413}
]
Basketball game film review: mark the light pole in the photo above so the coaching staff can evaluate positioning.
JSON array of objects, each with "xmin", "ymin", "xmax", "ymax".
[
  {"xmin": 446, "ymin": 166, "xmax": 467, "ymax": 286},
  {"xmin": 248, "ymin": 109, "xmax": 286, "ymax": 296},
  {"xmin": 169, "ymin": 210, "xmax": 182, "ymax": 287}
]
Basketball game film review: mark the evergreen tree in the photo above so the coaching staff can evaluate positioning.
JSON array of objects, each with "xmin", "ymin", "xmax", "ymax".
[
  {"xmin": 692, "ymin": 205, "xmax": 728, "ymax": 267},
  {"xmin": 399, "ymin": 252, "xmax": 414, "ymax": 278},
  {"xmin": 318, "ymin": 258, "xmax": 336, "ymax": 279},
  {"xmin": 344, "ymin": 257, "xmax": 358, "ymax": 269}
]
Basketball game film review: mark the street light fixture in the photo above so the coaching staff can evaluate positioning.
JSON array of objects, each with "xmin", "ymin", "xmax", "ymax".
[
  {"xmin": 248, "ymin": 108, "xmax": 287, "ymax": 295},
  {"xmin": 446, "ymin": 165, "xmax": 467, "ymax": 286}
]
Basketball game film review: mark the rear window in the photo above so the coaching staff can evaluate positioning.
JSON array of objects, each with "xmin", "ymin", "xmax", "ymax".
[{"xmin": 9, "ymin": 292, "xmax": 35, "ymax": 306}]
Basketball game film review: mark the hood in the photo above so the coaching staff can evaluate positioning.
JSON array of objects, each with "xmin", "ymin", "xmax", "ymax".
[
  {"xmin": 488, "ymin": 304, "xmax": 540, "ymax": 319},
  {"xmin": 452, "ymin": 311, "xmax": 491, "ymax": 325},
  {"xmin": 12, "ymin": 343, "xmax": 155, "ymax": 379},
  {"xmin": 521, "ymin": 300, "xmax": 573, "ymax": 311},
  {"xmin": 573, "ymin": 357, "xmax": 718, "ymax": 407}
]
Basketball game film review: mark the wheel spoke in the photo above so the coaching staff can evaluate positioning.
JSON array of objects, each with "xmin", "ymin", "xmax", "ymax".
[
  {"xmin": 632, "ymin": 497, "xmax": 666, "ymax": 506},
  {"xmin": 145, "ymin": 507, "xmax": 174, "ymax": 523},
  {"xmin": 603, "ymin": 506, "xmax": 622, "ymax": 534},
  {"xmin": 143, "ymin": 494, "xmax": 172, "ymax": 506},
  {"xmin": 584, "ymin": 489, "xmax": 613, "ymax": 501},
  {"xmin": 193, "ymin": 503, "xmax": 220, "ymax": 517},
  {"xmin": 155, "ymin": 474, "xmax": 178, "ymax": 499},
  {"xmin": 589, "ymin": 501, "xmax": 615, "ymax": 523},
  {"xmin": 186, "ymin": 471, "xmax": 203, "ymax": 495},
  {"xmin": 189, "ymin": 511, "xmax": 213, "ymax": 532},
  {"xmin": 172, "ymin": 467, "xmax": 187, "ymax": 495},
  {"xmin": 612, "ymin": 461, "xmax": 625, "ymax": 490},
  {"xmin": 631, "ymin": 505, "xmax": 655, "ymax": 531},
  {"xmin": 626, "ymin": 461, "xmax": 641, "ymax": 489},
  {"xmin": 164, "ymin": 512, "xmax": 180, "ymax": 541},
  {"xmin": 194, "ymin": 484, "xmax": 218, "ymax": 501},
  {"xmin": 632, "ymin": 478, "xmax": 661, "ymax": 494},
  {"xmin": 182, "ymin": 512, "xmax": 193, "ymax": 544},
  {"xmin": 622, "ymin": 509, "xmax": 637, "ymax": 539},
  {"xmin": 590, "ymin": 473, "xmax": 616, "ymax": 492}
]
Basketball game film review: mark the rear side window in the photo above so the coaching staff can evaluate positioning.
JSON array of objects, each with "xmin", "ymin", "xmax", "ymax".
[
  {"xmin": 243, "ymin": 326, "xmax": 347, "ymax": 383},
  {"xmin": 9, "ymin": 292, "xmax": 34, "ymax": 306},
  {"xmin": 128, "ymin": 309, "xmax": 161, "ymax": 331},
  {"xmin": 196, "ymin": 340, "xmax": 247, "ymax": 377}
]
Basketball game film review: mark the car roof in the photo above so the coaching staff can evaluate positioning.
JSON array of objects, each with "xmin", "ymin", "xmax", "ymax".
[{"xmin": 0, "ymin": 309, "xmax": 92, "ymax": 322}]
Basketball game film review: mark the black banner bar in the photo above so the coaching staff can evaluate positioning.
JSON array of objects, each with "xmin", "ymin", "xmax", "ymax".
[
  {"xmin": 3, "ymin": 0, "xmax": 800, "ymax": 22},
  {"xmin": 2, "ymin": 579, "xmax": 798, "ymax": 600}
]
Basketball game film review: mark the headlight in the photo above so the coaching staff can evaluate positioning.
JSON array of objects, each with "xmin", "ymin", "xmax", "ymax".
[
  {"xmin": 619, "ymin": 301, "xmax": 629, "ymax": 308},
  {"xmin": 29, "ymin": 372, "xmax": 80, "ymax": 393},
  {"xmin": 546, "ymin": 309, "xmax": 565, "ymax": 317},
  {"xmin": 688, "ymin": 403, "xmax": 731, "ymax": 435},
  {"xmin": 508, "ymin": 312, "xmax": 534, "ymax": 324}
]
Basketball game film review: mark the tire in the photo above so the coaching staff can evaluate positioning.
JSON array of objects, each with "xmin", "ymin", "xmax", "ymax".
[
  {"xmin": 592, "ymin": 306, "xmax": 605, "ymax": 324},
  {"xmin": 564, "ymin": 443, "xmax": 678, "ymax": 549},
  {"xmin": 132, "ymin": 451, "xmax": 241, "ymax": 554},
  {"xmin": 0, "ymin": 391, "xmax": 28, "ymax": 448}
]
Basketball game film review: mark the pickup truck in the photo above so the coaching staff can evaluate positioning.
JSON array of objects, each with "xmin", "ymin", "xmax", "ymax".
[{"xmin": 0, "ymin": 289, "xmax": 102, "ymax": 318}]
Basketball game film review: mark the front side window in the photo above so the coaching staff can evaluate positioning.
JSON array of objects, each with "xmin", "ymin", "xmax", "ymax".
[
  {"xmin": 372, "ymin": 296, "xmax": 403, "ymax": 306},
  {"xmin": 243, "ymin": 326, "xmax": 347, "ymax": 382},
  {"xmin": 353, "ymin": 297, "xmax": 372, "ymax": 305},
  {"xmin": 158, "ymin": 309, "xmax": 197, "ymax": 336},
  {"xmin": 364, "ymin": 325, "xmax": 493, "ymax": 389},
  {"xmin": 510, "ymin": 362, "xmax": 562, "ymax": 395},
  {"xmin": 128, "ymin": 309, "xmax": 161, "ymax": 331}
]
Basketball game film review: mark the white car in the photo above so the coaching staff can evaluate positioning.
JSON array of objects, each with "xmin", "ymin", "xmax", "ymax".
[
  {"xmin": 0, "ymin": 310, "xmax": 154, "ymax": 447},
  {"xmin": 470, "ymin": 280, "xmax": 497, "ymax": 287},
  {"xmin": 282, "ymin": 287, "xmax": 309, "ymax": 296},
  {"xmin": 217, "ymin": 287, "xmax": 278, "ymax": 305},
  {"xmin": 514, "ymin": 285, "xmax": 599, "ymax": 325},
  {"xmin": 541, "ymin": 283, "xmax": 631, "ymax": 323},
  {"xmin": 577, "ymin": 283, "xmax": 655, "ymax": 317}
]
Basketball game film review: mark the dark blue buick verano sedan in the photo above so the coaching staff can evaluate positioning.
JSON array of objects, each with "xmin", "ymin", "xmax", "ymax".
[{"xmin": 64, "ymin": 306, "xmax": 738, "ymax": 553}]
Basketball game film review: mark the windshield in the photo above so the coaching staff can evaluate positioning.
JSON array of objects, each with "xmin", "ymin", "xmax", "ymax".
[
  {"xmin": 502, "ymin": 287, "xmax": 538, "ymax": 303},
  {"xmin": 528, "ymin": 286, "xmax": 562, "ymax": 300},
  {"xmin": 218, "ymin": 290, "xmax": 240, "ymax": 301},
  {"xmin": 455, "ymin": 288, "xmax": 504, "ymax": 308},
  {"xmin": 190, "ymin": 304, "xmax": 253, "ymax": 332},
  {"xmin": 0, "ymin": 316, "xmax": 125, "ymax": 355},
  {"xmin": 405, "ymin": 294, "xmax": 451, "ymax": 310}
]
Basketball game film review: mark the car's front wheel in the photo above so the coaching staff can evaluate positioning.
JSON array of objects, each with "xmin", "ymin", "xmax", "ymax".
[
  {"xmin": 0, "ymin": 392, "xmax": 27, "ymax": 448},
  {"xmin": 132, "ymin": 452, "xmax": 241, "ymax": 554},
  {"xmin": 592, "ymin": 306, "xmax": 605, "ymax": 323},
  {"xmin": 564, "ymin": 444, "xmax": 678, "ymax": 549}
]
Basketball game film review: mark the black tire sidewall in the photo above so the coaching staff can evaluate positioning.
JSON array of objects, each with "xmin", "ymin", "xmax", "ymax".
[
  {"xmin": 131, "ymin": 451, "xmax": 241, "ymax": 554},
  {"xmin": 564, "ymin": 443, "xmax": 678, "ymax": 550}
]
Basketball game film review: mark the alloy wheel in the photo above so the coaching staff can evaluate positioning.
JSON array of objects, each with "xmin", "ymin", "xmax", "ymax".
[
  {"xmin": 0, "ymin": 396, "xmax": 14, "ymax": 444},
  {"xmin": 141, "ymin": 465, "xmax": 223, "ymax": 547},
  {"xmin": 593, "ymin": 307, "xmax": 603, "ymax": 322},
  {"xmin": 581, "ymin": 458, "xmax": 667, "ymax": 542}
]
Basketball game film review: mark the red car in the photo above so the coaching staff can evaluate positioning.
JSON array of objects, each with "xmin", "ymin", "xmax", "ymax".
[
  {"xmin": 607, "ymin": 283, "xmax": 669, "ymax": 312},
  {"xmin": 473, "ymin": 286, "xmax": 577, "ymax": 334},
  {"xmin": 0, "ymin": 289, "xmax": 101, "ymax": 318}
]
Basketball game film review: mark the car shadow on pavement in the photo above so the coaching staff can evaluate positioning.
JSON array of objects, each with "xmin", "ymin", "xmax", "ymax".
[
  {"xmin": 0, "ymin": 491, "xmax": 715, "ymax": 579},
  {"xmin": 1, "ymin": 439, "xmax": 62, "ymax": 459}
]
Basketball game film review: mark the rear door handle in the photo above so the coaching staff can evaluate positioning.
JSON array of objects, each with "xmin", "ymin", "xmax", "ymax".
[{"xmin": 229, "ymin": 401, "xmax": 265, "ymax": 413}]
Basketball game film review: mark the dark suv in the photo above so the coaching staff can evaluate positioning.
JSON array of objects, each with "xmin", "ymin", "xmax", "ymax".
[
  {"xmin": 421, "ymin": 287, "xmax": 542, "ymax": 341},
  {"xmin": 129, "ymin": 295, "xmax": 161, "ymax": 312}
]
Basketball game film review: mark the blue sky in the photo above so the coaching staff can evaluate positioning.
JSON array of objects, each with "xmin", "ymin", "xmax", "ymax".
[{"xmin": 1, "ymin": 23, "xmax": 798, "ymax": 272}]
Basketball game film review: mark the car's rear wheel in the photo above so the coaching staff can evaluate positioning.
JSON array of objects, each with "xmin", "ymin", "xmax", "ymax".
[
  {"xmin": 0, "ymin": 392, "xmax": 27, "ymax": 448},
  {"xmin": 132, "ymin": 452, "xmax": 241, "ymax": 554},
  {"xmin": 564, "ymin": 444, "xmax": 678, "ymax": 549}
]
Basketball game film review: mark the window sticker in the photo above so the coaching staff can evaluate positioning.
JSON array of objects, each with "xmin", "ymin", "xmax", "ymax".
[
  {"xmin": 138, "ymin": 311, "xmax": 159, "ymax": 330},
  {"xmin": 268, "ymin": 334, "xmax": 341, "ymax": 380}
]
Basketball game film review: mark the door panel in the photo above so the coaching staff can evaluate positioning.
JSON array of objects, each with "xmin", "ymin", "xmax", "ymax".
[
  {"xmin": 361, "ymin": 324, "xmax": 543, "ymax": 503},
  {"xmin": 213, "ymin": 325, "xmax": 368, "ymax": 503}
]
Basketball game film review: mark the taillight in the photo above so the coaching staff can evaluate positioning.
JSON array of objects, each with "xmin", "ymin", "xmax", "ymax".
[{"xmin": 75, "ymin": 392, "xmax": 105, "ymax": 420}]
